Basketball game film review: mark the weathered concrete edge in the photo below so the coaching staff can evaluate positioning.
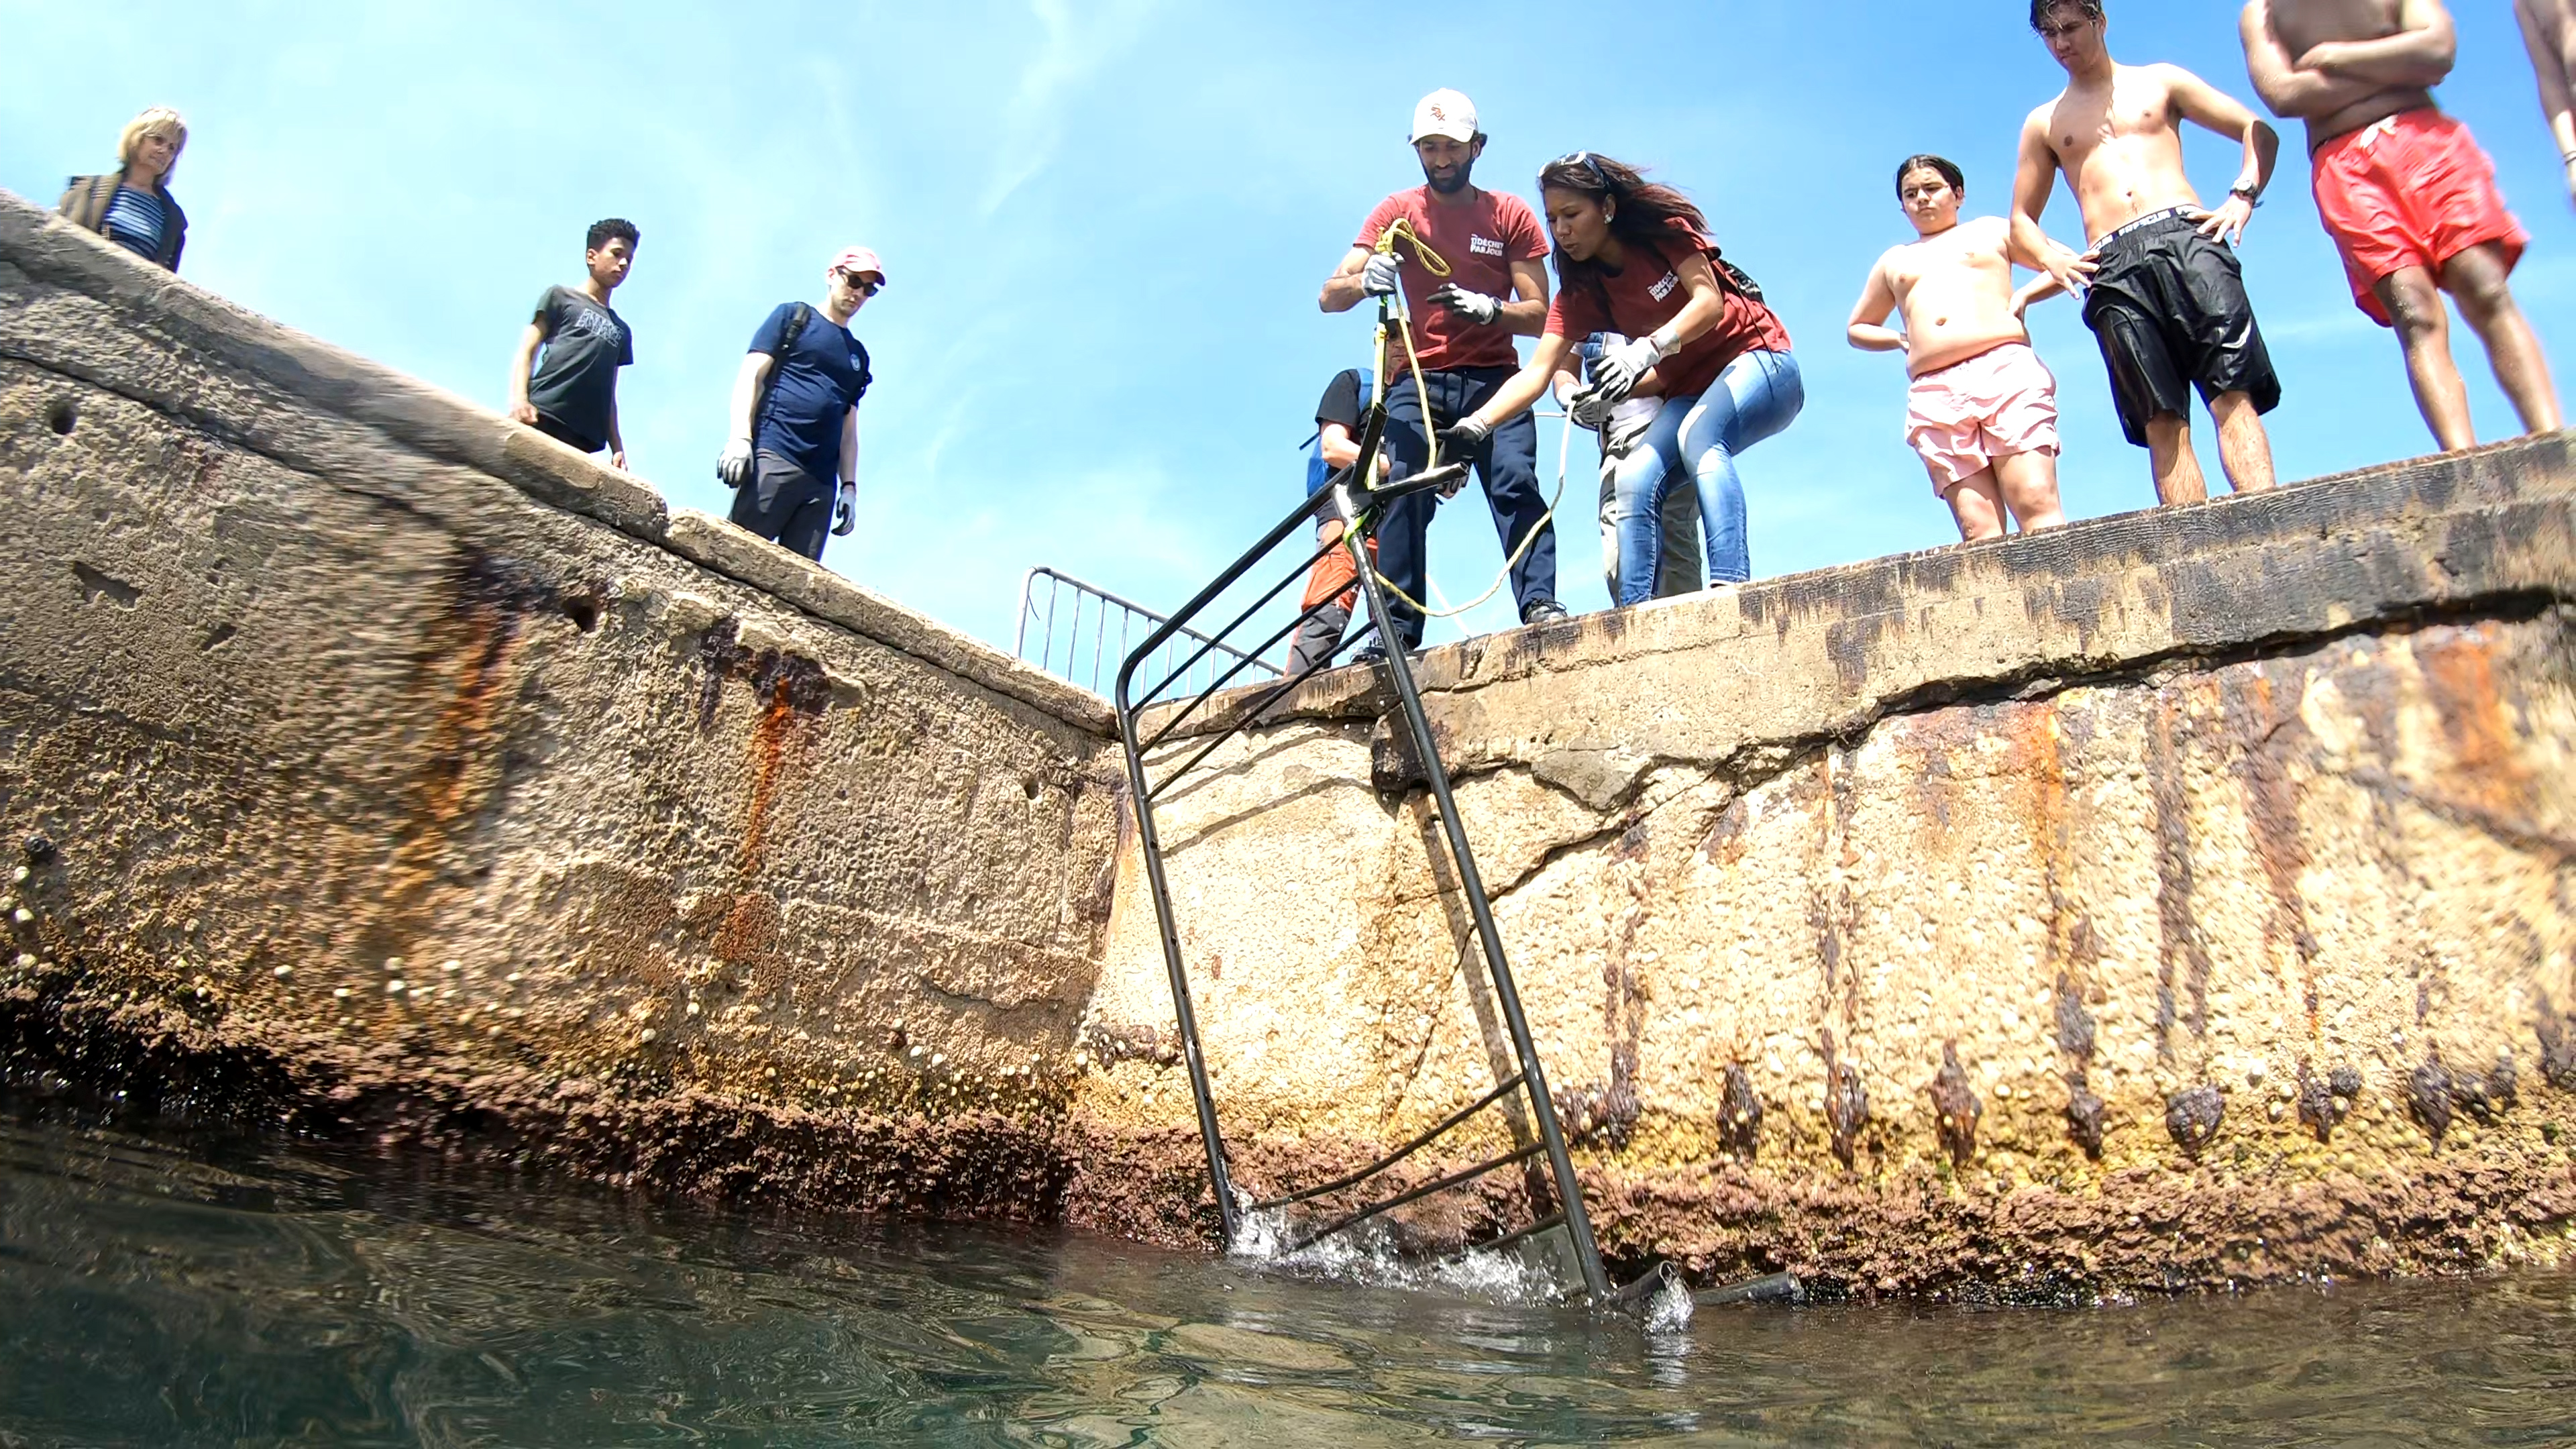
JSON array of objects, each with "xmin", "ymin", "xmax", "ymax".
[
  {"xmin": 1144, "ymin": 431, "xmax": 2576, "ymax": 745},
  {"xmin": 0, "ymin": 189, "xmax": 1112, "ymax": 736}
]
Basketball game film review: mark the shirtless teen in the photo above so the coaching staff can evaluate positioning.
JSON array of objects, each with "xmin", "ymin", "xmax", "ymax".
[
  {"xmin": 2517, "ymin": 0, "xmax": 2576, "ymax": 205},
  {"xmin": 2013, "ymin": 0, "xmax": 2284, "ymax": 507},
  {"xmin": 1849, "ymin": 156, "xmax": 2072, "ymax": 541},
  {"xmin": 2246, "ymin": 0, "xmax": 2561, "ymax": 451}
]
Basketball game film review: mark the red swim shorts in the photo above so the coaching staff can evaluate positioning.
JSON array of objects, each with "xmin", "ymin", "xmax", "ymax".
[{"xmin": 2311, "ymin": 108, "xmax": 2526, "ymax": 326}]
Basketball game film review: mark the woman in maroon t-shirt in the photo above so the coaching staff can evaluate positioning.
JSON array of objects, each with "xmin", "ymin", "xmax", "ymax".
[{"xmin": 1443, "ymin": 153, "xmax": 1803, "ymax": 605}]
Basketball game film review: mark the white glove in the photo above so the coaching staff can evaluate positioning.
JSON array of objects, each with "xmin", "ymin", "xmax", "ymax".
[
  {"xmin": 1359, "ymin": 252, "xmax": 1403, "ymax": 298},
  {"xmin": 1430, "ymin": 283, "xmax": 1503, "ymax": 325},
  {"xmin": 831, "ymin": 482, "xmax": 857, "ymax": 537},
  {"xmin": 717, "ymin": 439, "xmax": 755, "ymax": 488},
  {"xmin": 1587, "ymin": 334, "xmax": 1666, "ymax": 407}
]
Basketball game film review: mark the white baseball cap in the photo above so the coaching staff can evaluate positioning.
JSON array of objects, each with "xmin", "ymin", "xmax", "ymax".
[{"xmin": 1410, "ymin": 89, "xmax": 1479, "ymax": 144}]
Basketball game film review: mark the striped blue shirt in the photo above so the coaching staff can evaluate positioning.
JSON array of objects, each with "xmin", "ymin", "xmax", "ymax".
[{"xmin": 101, "ymin": 187, "xmax": 166, "ymax": 260}]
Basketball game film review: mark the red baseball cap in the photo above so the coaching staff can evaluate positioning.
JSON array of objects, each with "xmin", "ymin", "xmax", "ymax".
[{"xmin": 830, "ymin": 247, "xmax": 884, "ymax": 284}]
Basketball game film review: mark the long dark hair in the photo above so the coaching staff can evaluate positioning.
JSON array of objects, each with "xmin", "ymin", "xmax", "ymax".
[{"xmin": 1536, "ymin": 152, "xmax": 1711, "ymax": 317}]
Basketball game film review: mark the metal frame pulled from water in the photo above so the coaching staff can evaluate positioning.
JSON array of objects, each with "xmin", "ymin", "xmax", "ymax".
[{"xmin": 1109, "ymin": 355, "xmax": 1640, "ymax": 1309}]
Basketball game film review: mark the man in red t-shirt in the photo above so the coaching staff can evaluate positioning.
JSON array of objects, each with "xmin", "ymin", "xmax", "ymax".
[{"xmin": 1318, "ymin": 89, "xmax": 1562, "ymax": 651}]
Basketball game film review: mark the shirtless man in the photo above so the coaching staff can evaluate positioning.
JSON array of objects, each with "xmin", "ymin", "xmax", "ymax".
[
  {"xmin": 2245, "ymin": 0, "xmax": 2560, "ymax": 451},
  {"xmin": 1850, "ymin": 155, "xmax": 2072, "ymax": 541},
  {"xmin": 2013, "ymin": 0, "xmax": 2284, "ymax": 506},
  {"xmin": 2516, "ymin": 0, "xmax": 2576, "ymax": 205}
]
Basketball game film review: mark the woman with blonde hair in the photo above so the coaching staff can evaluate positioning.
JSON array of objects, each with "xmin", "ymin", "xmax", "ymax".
[{"xmin": 58, "ymin": 107, "xmax": 191, "ymax": 271}]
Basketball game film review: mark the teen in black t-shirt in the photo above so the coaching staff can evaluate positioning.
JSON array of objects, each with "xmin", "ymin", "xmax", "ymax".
[{"xmin": 510, "ymin": 219, "xmax": 639, "ymax": 466}]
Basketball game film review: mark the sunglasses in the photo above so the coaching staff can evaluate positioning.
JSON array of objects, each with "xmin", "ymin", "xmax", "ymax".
[
  {"xmin": 1550, "ymin": 150, "xmax": 1612, "ymax": 191},
  {"xmin": 839, "ymin": 272, "xmax": 883, "ymax": 297}
]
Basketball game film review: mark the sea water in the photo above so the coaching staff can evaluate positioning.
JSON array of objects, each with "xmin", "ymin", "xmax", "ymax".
[{"xmin": 1, "ymin": 1115, "xmax": 2571, "ymax": 1446}]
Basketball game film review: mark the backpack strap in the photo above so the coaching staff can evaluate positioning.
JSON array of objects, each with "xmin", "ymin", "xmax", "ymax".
[
  {"xmin": 1713, "ymin": 251, "xmax": 1765, "ymax": 305},
  {"xmin": 752, "ymin": 303, "xmax": 815, "ymax": 430}
]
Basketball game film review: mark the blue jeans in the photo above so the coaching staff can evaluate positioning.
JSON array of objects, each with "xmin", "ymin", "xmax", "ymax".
[
  {"xmin": 1606, "ymin": 349, "xmax": 1803, "ymax": 604},
  {"xmin": 1379, "ymin": 366, "xmax": 1558, "ymax": 648}
]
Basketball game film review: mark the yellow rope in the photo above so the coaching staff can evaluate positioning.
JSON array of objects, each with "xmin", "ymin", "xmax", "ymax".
[{"xmin": 1358, "ymin": 220, "xmax": 1567, "ymax": 625}]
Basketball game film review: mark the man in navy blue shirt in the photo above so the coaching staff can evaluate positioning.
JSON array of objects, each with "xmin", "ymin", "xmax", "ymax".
[{"xmin": 718, "ymin": 248, "xmax": 880, "ymax": 561}]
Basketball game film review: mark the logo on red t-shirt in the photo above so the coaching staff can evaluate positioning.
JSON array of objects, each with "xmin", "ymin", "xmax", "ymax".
[
  {"xmin": 1650, "ymin": 271, "xmax": 1680, "ymax": 301},
  {"xmin": 1470, "ymin": 235, "xmax": 1504, "ymax": 258}
]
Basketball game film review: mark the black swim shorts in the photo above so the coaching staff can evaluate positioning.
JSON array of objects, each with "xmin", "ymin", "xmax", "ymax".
[{"xmin": 2080, "ymin": 211, "xmax": 2282, "ymax": 448}]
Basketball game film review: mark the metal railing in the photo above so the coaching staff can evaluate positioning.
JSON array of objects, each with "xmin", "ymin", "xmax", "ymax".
[
  {"xmin": 1106, "ymin": 322, "xmax": 1668, "ymax": 1307},
  {"xmin": 1014, "ymin": 567, "xmax": 1281, "ymax": 702}
]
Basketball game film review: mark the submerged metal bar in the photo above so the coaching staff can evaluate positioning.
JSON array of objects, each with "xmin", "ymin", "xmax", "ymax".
[
  {"xmin": 1344, "ymin": 543, "xmax": 1615, "ymax": 1302},
  {"xmin": 1246, "ymin": 1073, "xmax": 1525, "ymax": 1212},
  {"xmin": 1283, "ymin": 1143, "xmax": 1547, "ymax": 1258},
  {"xmin": 1466, "ymin": 1211, "xmax": 1568, "ymax": 1261}
]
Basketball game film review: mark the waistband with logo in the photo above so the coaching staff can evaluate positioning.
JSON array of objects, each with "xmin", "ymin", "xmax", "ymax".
[{"xmin": 2092, "ymin": 206, "xmax": 2200, "ymax": 250}]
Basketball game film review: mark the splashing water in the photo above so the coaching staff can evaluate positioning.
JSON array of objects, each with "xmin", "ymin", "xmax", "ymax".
[
  {"xmin": 1645, "ymin": 1273, "xmax": 1697, "ymax": 1334},
  {"xmin": 1228, "ymin": 1205, "xmax": 1579, "ymax": 1307}
]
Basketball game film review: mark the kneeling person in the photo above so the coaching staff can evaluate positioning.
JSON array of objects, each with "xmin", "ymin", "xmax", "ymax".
[
  {"xmin": 1285, "ymin": 367, "xmax": 1381, "ymax": 677},
  {"xmin": 1849, "ymin": 156, "xmax": 2070, "ymax": 541},
  {"xmin": 719, "ymin": 249, "xmax": 881, "ymax": 563}
]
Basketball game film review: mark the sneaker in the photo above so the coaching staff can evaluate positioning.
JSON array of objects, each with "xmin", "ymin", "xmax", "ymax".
[
  {"xmin": 1522, "ymin": 600, "xmax": 1572, "ymax": 626},
  {"xmin": 1352, "ymin": 641, "xmax": 1422, "ymax": 667}
]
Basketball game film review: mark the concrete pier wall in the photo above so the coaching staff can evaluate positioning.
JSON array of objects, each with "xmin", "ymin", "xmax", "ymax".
[
  {"xmin": 3, "ymin": 189, "xmax": 2571, "ymax": 1291},
  {"xmin": 1083, "ymin": 441, "xmax": 2576, "ymax": 1287},
  {"xmin": 0, "ymin": 193, "xmax": 1123, "ymax": 1219}
]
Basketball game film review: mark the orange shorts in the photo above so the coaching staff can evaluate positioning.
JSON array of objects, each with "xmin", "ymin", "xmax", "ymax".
[
  {"xmin": 1299, "ymin": 530, "xmax": 1377, "ymax": 612},
  {"xmin": 2312, "ymin": 109, "xmax": 2526, "ymax": 326}
]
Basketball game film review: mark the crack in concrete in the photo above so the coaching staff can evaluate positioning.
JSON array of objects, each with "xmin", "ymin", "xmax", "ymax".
[{"xmin": 1433, "ymin": 592, "xmax": 2571, "ymax": 819}]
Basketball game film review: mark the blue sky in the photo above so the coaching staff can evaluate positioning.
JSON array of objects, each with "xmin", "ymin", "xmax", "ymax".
[{"xmin": 5, "ymin": 1, "xmax": 2571, "ymax": 657}]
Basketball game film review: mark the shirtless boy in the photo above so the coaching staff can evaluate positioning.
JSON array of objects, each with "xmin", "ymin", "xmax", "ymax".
[
  {"xmin": 1849, "ymin": 155, "xmax": 2072, "ymax": 541},
  {"xmin": 2244, "ymin": 0, "xmax": 2561, "ymax": 451},
  {"xmin": 2013, "ymin": 0, "xmax": 2284, "ymax": 506},
  {"xmin": 2516, "ymin": 0, "xmax": 2576, "ymax": 205}
]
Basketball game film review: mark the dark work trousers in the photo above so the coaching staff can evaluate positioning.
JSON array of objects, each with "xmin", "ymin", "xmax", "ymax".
[
  {"xmin": 1379, "ymin": 366, "xmax": 1557, "ymax": 649},
  {"xmin": 728, "ymin": 450, "xmax": 835, "ymax": 561}
]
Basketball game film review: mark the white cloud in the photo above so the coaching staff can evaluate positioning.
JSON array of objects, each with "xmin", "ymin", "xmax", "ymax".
[{"xmin": 979, "ymin": 0, "xmax": 1163, "ymax": 218}]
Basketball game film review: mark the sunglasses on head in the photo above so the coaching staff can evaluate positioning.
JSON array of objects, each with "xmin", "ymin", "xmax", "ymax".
[
  {"xmin": 839, "ymin": 272, "xmax": 883, "ymax": 297},
  {"xmin": 1551, "ymin": 150, "xmax": 1612, "ymax": 191}
]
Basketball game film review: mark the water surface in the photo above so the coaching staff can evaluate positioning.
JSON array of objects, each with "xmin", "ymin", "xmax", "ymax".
[{"xmin": 1, "ymin": 1116, "xmax": 2570, "ymax": 1446}]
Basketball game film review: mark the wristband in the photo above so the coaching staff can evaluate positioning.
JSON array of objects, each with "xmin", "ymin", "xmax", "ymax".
[{"xmin": 2228, "ymin": 183, "xmax": 2263, "ymax": 209}]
